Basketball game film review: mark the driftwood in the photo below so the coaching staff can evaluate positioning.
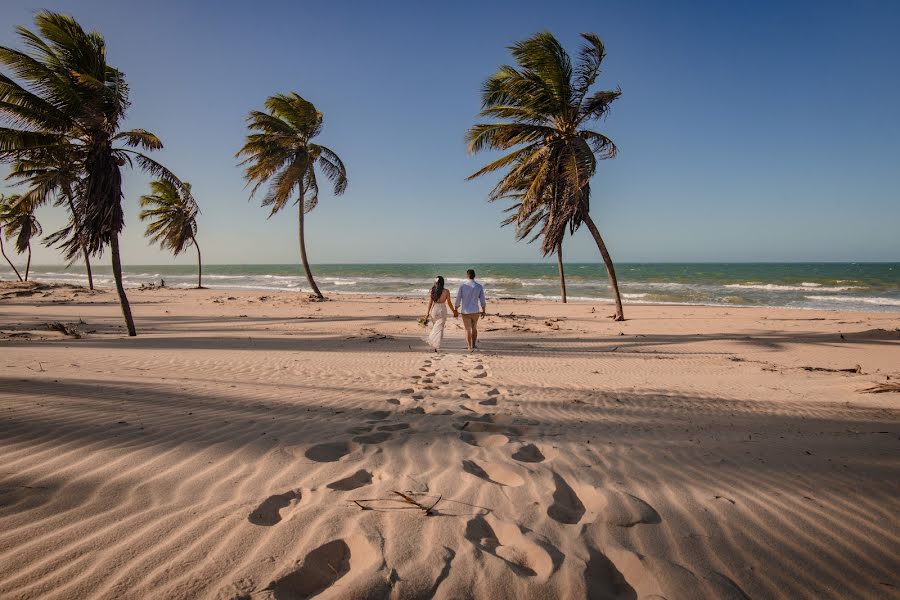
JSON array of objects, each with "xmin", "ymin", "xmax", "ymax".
[
  {"xmin": 859, "ymin": 382, "xmax": 900, "ymax": 394},
  {"xmin": 801, "ymin": 365, "xmax": 862, "ymax": 374},
  {"xmin": 45, "ymin": 322, "xmax": 81, "ymax": 338}
]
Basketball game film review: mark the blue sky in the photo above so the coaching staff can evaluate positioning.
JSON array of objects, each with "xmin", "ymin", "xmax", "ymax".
[{"xmin": 1, "ymin": 0, "xmax": 898, "ymax": 265}]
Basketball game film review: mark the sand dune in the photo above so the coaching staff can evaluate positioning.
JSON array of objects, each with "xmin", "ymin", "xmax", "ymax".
[{"xmin": 1, "ymin": 283, "xmax": 898, "ymax": 599}]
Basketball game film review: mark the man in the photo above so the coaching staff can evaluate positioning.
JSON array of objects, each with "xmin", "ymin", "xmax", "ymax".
[{"xmin": 455, "ymin": 269, "xmax": 486, "ymax": 351}]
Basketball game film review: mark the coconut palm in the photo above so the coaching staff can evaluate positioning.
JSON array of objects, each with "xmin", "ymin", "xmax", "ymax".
[
  {"xmin": 466, "ymin": 32, "xmax": 625, "ymax": 319},
  {"xmin": 139, "ymin": 179, "xmax": 202, "ymax": 288},
  {"xmin": 7, "ymin": 144, "xmax": 95, "ymax": 289},
  {"xmin": 0, "ymin": 11, "xmax": 183, "ymax": 335},
  {"xmin": 0, "ymin": 194, "xmax": 41, "ymax": 281},
  {"xmin": 0, "ymin": 194, "xmax": 24, "ymax": 281},
  {"xmin": 237, "ymin": 92, "xmax": 347, "ymax": 299}
]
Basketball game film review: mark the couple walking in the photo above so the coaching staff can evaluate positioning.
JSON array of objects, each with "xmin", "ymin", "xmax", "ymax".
[{"xmin": 424, "ymin": 269, "xmax": 486, "ymax": 352}]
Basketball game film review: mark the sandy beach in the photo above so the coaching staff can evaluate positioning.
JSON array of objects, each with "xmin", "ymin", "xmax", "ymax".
[{"xmin": 0, "ymin": 282, "xmax": 898, "ymax": 599}]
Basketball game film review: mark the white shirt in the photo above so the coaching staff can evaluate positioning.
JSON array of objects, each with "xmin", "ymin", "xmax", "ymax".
[{"xmin": 456, "ymin": 279, "xmax": 486, "ymax": 314}]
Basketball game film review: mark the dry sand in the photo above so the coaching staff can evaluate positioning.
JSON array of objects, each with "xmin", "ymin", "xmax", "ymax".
[{"xmin": 0, "ymin": 281, "xmax": 898, "ymax": 599}]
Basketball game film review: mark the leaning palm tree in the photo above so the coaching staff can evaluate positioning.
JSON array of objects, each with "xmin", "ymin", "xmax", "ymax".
[
  {"xmin": 237, "ymin": 93, "xmax": 347, "ymax": 300},
  {"xmin": 0, "ymin": 194, "xmax": 24, "ymax": 281},
  {"xmin": 0, "ymin": 11, "xmax": 184, "ymax": 335},
  {"xmin": 466, "ymin": 32, "xmax": 625, "ymax": 320},
  {"xmin": 0, "ymin": 194, "xmax": 41, "ymax": 281},
  {"xmin": 7, "ymin": 144, "xmax": 95, "ymax": 289},
  {"xmin": 139, "ymin": 179, "xmax": 202, "ymax": 288}
]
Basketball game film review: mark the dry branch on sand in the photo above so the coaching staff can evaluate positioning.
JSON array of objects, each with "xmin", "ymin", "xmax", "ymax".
[
  {"xmin": 801, "ymin": 365, "xmax": 862, "ymax": 374},
  {"xmin": 353, "ymin": 491, "xmax": 442, "ymax": 515},
  {"xmin": 859, "ymin": 382, "xmax": 900, "ymax": 394},
  {"xmin": 45, "ymin": 321, "xmax": 81, "ymax": 338}
]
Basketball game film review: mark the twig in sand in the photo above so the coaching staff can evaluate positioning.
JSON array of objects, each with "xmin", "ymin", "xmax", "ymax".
[
  {"xmin": 800, "ymin": 365, "xmax": 862, "ymax": 374},
  {"xmin": 859, "ymin": 382, "xmax": 900, "ymax": 394},
  {"xmin": 352, "ymin": 490, "xmax": 443, "ymax": 515},
  {"xmin": 393, "ymin": 491, "xmax": 443, "ymax": 514}
]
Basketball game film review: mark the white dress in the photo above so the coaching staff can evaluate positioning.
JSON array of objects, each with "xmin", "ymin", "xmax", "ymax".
[{"xmin": 426, "ymin": 302, "xmax": 448, "ymax": 350}]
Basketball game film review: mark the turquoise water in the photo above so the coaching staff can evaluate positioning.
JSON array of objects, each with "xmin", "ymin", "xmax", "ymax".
[{"xmin": 8, "ymin": 263, "xmax": 899, "ymax": 312}]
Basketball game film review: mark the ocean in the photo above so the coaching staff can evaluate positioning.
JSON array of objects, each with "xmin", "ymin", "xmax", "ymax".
[{"xmin": 5, "ymin": 263, "xmax": 899, "ymax": 313}]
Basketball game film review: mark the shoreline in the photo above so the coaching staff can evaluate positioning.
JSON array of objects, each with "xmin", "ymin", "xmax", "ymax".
[{"xmin": 4, "ymin": 280, "xmax": 899, "ymax": 315}]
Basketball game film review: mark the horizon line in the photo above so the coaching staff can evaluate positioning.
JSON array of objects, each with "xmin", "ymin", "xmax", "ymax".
[{"xmin": 20, "ymin": 260, "xmax": 899, "ymax": 267}]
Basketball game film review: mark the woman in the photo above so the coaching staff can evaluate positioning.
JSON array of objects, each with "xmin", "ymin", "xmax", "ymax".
[{"xmin": 423, "ymin": 276, "xmax": 458, "ymax": 351}]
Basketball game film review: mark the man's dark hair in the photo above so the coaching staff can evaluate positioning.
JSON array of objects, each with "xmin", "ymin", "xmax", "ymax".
[{"xmin": 466, "ymin": 269, "xmax": 476, "ymax": 279}]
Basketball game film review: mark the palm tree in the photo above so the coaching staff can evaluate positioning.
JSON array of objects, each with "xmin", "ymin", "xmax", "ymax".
[
  {"xmin": 139, "ymin": 179, "xmax": 202, "ymax": 288},
  {"xmin": 556, "ymin": 241, "xmax": 567, "ymax": 303},
  {"xmin": 0, "ymin": 194, "xmax": 24, "ymax": 281},
  {"xmin": 7, "ymin": 144, "xmax": 95, "ymax": 289},
  {"xmin": 237, "ymin": 93, "xmax": 347, "ymax": 300},
  {"xmin": 0, "ymin": 194, "xmax": 41, "ymax": 281},
  {"xmin": 0, "ymin": 11, "xmax": 184, "ymax": 335},
  {"xmin": 466, "ymin": 32, "xmax": 625, "ymax": 320}
]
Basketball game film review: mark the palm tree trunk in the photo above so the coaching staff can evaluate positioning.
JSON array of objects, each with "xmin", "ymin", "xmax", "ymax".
[
  {"xmin": 191, "ymin": 234, "xmax": 203, "ymax": 288},
  {"xmin": 0, "ymin": 228, "xmax": 23, "ymax": 282},
  {"xmin": 25, "ymin": 242, "xmax": 31, "ymax": 281},
  {"xmin": 297, "ymin": 187, "xmax": 324, "ymax": 299},
  {"xmin": 582, "ymin": 212, "xmax": 624, "ymax": 321},
  {"xmin": 83, "ymin": 248, "xmax": 94, "ymax": 290},
  {"xmin": 556, "ymin": 241, "xmax": 567, "ymax": 303},
  {"xmin": 110, "ymin": 234, "xmax": 137, "ymax": 336}
]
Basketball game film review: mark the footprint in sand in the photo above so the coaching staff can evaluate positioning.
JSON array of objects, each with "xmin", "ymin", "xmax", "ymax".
[
  {"xmin": 464, "ymin": 515, "xmax": 554, "ymax": 581},
  {"xmin": 547, "ymin": 472, "xmax": 586, "ymax": 524},
  {"xmin": 459, "ymin": 432, "xmax": 508, "ymax": 448},
  {"xmin": 305, "ymin": 441, "xmax": 357, "ymax": 462},
  {"xmin": 457, "ymin": 414, "xmax": 529, "ymax": 436},
  {"xmin": 512, "ymin": 443, "xmax": 545, "ymax": 463},
  {"xmin": 583, "ymin": 545, "xmax": 636, "ymax": 599},
  {"xmin": 248, "ymin": 490, "xmax": 301, "ymax": 526},
  {"xmin": 353, "ymin": 431, "xmax": 393, "ymax": 444},
  {"xmin": 327, "ymin": 469, "xmax": 373, "ymax": 491},
  {"xmin": 267, "ymin": 539, "xmax": 351, "ymax": 599},
  {"xmin": 602, "ymin": 492, "xmax": 662, "ymax": 527},
  {"xmin": 462, "ymin": 459, "xmax": 524, "ymax": 487},
  {"xmin": 346, "ymin": 425, "xmax": 373, "ymax": 435},
  {"xmin": 377, "ymin": 422, "xmax": 410, "ymax": 432}
]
